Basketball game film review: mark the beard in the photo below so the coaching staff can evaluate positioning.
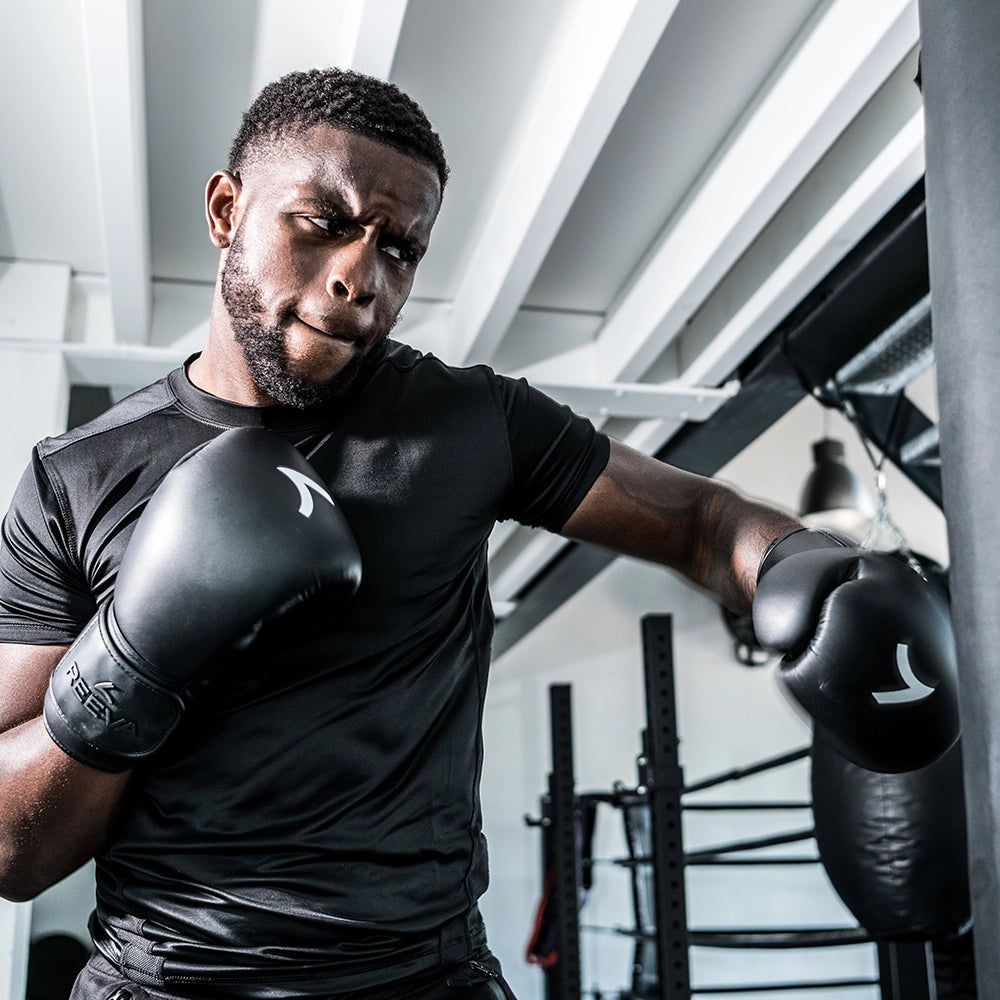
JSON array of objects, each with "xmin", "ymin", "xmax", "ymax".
[{"xmin": 219, "ymin": 233, "xmax": 366, "ymax": 409}]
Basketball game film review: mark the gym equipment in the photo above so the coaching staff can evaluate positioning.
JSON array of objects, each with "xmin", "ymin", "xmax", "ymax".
[
  {"xmin": 753, "ymin": 528, "xmax": 960, "ymax": 773},
  {"xmin": 919, "ymin": 0, "xmax": 1000, "ymax": 984},
  {"xmin": 811, "ymin": 731, "xmax": 970, "ymax": 941},
  {"xmin": 526, "ymin": 614, "xmax": 975, "ymax": 998}
]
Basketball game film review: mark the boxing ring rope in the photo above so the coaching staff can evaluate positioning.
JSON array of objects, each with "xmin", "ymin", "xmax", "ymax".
[{"xmin": 526, "ymin": 615, "xmax": 958, "ymax": 999}]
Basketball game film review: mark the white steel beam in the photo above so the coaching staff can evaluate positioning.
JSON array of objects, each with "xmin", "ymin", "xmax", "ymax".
[
  {"xmin": 594, "ymin": 0, "xmax": 919, "ymax": 383},
  {"xmin": 62, "ymin": 343, "xmax": 188, "ymax": 390},
  {"xmin": 0, "ymin": 261, "xmax": 74, "ymax": 507},
  {"xmin": 2, "ymin": 275, "xmax": 200, "ymax": 393},
  {"xmin": 489, "ymin": 530, "xmax": 573, "ymax": 607},
  {"xmin": 0, "ymin": 261, "xmax": 71, "ymax": 344},
  {"xmin": 0, "ymin": 338, "xmax": 187, "ymax": 391},
  {"xmin": 532, "ymin": 379, "xmax": 737, "ymax": 422},
  {"xmin": 80, "ymin": 0, "xmax": 151, "ymax": 346},
  {"xmin": 251, "ymin": 0, "xmax": 407, "ymax": 93},
  {"xmin": 486, "ymin": 377, "xmax": 736, "ymax": 603},
  {"xmin": 680, "ymin": 119, "xmax": 924, "ymax": 391},
  {"xmin": 626, "ymin": 63, "xmax": 926, "ymax": 458},
  {"xmin": 449, "ymin": 0, "xmax": 680, "ymax": 366},
  {"xmin": 340, "ymin": 0, "xmax": 408, "ymax": 79},
  {"xmin": 251, "ymin": 0, "xmax": 345, "ymax": 95}
]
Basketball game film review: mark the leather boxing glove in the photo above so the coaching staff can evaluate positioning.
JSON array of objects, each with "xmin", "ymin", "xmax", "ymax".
[
  {"xmin": 43, "ymin": 428, "xmax": 362, "ymax": 772},
  {"xmin": 752, "ymin": 527, "xmax": 959, "ymax": 773}
]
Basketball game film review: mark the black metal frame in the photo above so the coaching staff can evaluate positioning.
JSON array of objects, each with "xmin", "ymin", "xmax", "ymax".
[
  {"xmin": 638, "ymin": 615, "xmax": 690, "ymax": 998},
  {"xmin": 547, "ymin": 684, "xmax": 582, "ymax": 1000}
]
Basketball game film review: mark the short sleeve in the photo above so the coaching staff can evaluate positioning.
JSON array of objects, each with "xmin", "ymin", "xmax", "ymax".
[
  {"xmin": 0, "ymin": 450, "xmax": 94, "ymax": 643},
  {"xmin": 496, "ymin": 375, "xmax": 610, "ymax": 531}
]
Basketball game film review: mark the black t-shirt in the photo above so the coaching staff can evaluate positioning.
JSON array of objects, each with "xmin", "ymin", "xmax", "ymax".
[{"xmin": 0, "ymin": 341, "xmax": 609, "ymax": 995}]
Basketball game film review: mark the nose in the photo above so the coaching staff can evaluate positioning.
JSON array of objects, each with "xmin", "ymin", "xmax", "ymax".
[{"xmin": 326, "ymin": 239, "xmax": 377, "ymax": 307}]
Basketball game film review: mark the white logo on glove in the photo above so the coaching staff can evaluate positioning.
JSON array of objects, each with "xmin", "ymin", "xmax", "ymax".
[
  {"xmin": 277, "ymin": 467, "xmax": 336, "ymax": 518},
  {"xmin": 872, "ymin": 643, "xmax": 935, "ymax": 705}
]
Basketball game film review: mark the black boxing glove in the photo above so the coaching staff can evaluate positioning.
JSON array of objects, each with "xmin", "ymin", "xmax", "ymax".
[
  {"xmin": 43, "ymin": 428, "xmax": 361, "ymax": 772},
  {"xmin": 752, "ymin": 527, "xmax": 959, "ymax": 773}
]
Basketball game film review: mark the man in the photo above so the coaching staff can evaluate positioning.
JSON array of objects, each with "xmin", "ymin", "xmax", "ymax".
[{"xmin": 0, "ymin": 69, "xmax": 956, "ymax": 999}]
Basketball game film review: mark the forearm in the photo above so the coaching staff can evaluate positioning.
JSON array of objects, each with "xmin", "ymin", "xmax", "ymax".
[
  {"xmin": 0, "ymin": 641, "xmax": 132, "ymax": 901},
  {"xmin": 563, "ymin": 440, "xmax": 800, "ymax": 613},
  {"xmin": 0, "ymin": 715, "xmax": 130, "ymax": 901},
  {"xmin": 690, "ymin": 484, "xmax": 801, "ymax": 613}
]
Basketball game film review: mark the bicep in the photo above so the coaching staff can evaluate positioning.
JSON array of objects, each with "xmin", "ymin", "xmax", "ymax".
[
  {"xmin": 0, "ymin": 643, "xmax": 69, "ymax": 733},
  {"xmin": 0, "ymin": 451, "xmax": 96, "ymax": 642}
]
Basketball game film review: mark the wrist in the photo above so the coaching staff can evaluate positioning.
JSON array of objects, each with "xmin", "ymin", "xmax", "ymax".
[
  {"xmin": 43, "ymin": 605, "xmax": 185, "ymax": 773},
  {"xmin": 757, "ymin": 526, "xmax": 853, "ymax": 582}
]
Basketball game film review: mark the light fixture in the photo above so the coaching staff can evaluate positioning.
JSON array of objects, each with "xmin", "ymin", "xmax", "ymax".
[{"xmin": 799, "ymin": 437, "xmax": 875, "ymax": 541}]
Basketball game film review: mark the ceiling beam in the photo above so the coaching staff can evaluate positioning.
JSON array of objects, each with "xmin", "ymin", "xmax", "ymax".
[
  {"xmin": 0, "ymin": 337, "xmax": 186, "ymax": 391},
  {"xmin": 532, "ymin": 379, "xmax": 737, "ymax": 422},
  {"xmin": 80, "ymin": 0, "xmax": 151, "ymax": 347},
  {"xmin": 252, "ymin": 0, "xmax": 407, "ymax": 93},
  {"xmin": 623, "ymin": 66, "xmax": 925, "ymax": 459},
  {"xmin": 593, "ymin": 0, "xmax": 919, "ymax": 384},
  {"xmin": 489, "ymin": 530, "xmax": 574, "ymax": 608},
  {"xmin": 676, "ymin": 117, "xmax": 924, "ymax": 392},
  {"xmin": 340, "ymin": 0, "xmax": 408, "ymax": 79},
  {"xmin": 487, "ymin": 378, "xmax": 736, "ymax": 602},
  {"xmin": 0, "ymin": 261, "xmax": 71, "ymax": 345},
  {"xmin": 448, "ymin": 0, "xmax": 680, "ymax": 366}
]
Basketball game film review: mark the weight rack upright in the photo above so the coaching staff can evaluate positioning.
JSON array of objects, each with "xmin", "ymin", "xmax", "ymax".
[{"xmin": 541, "ymin": 614, "xmax": 691, "ymax": 1000}]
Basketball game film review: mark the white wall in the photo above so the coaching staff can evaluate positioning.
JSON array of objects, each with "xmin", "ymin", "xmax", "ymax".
[{"xmin": 481, "ymin": 391, "xmax": 948, "ymax": 1000}]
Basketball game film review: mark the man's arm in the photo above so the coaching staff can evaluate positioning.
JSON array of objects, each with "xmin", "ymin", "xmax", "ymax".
[
  {"xmin": 561, "ymin": 439, "xmax": 800, "ymax": 613},
  {"xmin": 0, "ymin": 642, "xmax": 131, "ymax": 902},
  {"xmin": 563, "ymin": 438, "xmax": 960, "ymax": 773}
]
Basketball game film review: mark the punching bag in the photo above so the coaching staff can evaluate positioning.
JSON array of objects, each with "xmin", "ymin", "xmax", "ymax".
[
  {"xmin": 810, "ymin": 552, "xmax": 969, "ymax": 940},
  {"xmin": 811, "ymin": 731, "xmax": 970, "ymax": 940},
  {"xmin": 918, "ymin": 0, "xmax": 1000, "ymax": 982}
]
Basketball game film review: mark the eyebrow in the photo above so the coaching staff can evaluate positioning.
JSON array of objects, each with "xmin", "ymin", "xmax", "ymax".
[
  {"xmin": 291, "ymin": 195, "xmax": 429, "ymax": 257},
  {"xmin": 293, "ymin": 195, "xmax": 349, "ymax": 216}
]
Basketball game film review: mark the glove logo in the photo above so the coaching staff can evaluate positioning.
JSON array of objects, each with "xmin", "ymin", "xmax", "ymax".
[
  {"xmin": 277, "ymin": 467, "xmax": 336, "ymax": 518},
  {"xmin": 872, "ymin": 643, "xmax": 935, "ymax": 705},
  {"xmin": 67, "ymin": 662, "xmax": 138, "ymax": 735}
]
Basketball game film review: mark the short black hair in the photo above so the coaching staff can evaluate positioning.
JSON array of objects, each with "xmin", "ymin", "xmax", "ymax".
[{"xmin": 228, "ymin": 67, "xmax": 449, "ymax": 190}]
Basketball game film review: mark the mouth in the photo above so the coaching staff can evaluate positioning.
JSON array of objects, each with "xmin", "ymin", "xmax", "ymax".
[{"xmin": 295, "ymin": 316, "xmax": 366, "ymax": 350}]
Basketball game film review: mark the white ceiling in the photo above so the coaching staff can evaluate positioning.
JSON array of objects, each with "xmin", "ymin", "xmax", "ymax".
[{"xmin": 0, "ymin": 0, "xmax": 926, "ymax": 618}]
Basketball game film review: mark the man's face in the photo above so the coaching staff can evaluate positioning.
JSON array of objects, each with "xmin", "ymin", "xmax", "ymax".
[{"xmin": 219, "ymin": 125, "xmax": 441, "ymax": 407}]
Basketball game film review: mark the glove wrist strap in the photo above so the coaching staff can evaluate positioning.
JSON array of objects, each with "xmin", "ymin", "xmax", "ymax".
[
  {"xmin": 757, "ymin": 526, "xmax": 852, "ymax": 582},
  {"xmin": 43, "ymin": 604, "xmax": 185, "ymax": 773}
]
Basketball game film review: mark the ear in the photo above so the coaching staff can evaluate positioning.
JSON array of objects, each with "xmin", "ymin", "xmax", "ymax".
[{"xmin": 205, "ymin": 170, "xmax": 242, "ymax": 249}]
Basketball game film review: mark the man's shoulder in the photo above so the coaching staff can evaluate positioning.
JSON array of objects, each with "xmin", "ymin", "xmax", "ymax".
[
  {"xmin": 31, "ymin": 370, "xmax": 191, "ymax": 513},
  {"xmin": 37, "ymin": 370, "xmax": 180, "ymax": 462},
  {"xmin": 375, "ymin": 340, "xmax": 499, "ymax": 393}
]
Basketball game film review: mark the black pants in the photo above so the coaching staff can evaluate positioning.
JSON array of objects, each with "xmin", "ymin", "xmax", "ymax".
[{"xmin": 69, "ymin": 951, "xmax": 518, "ymax": 1000}]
